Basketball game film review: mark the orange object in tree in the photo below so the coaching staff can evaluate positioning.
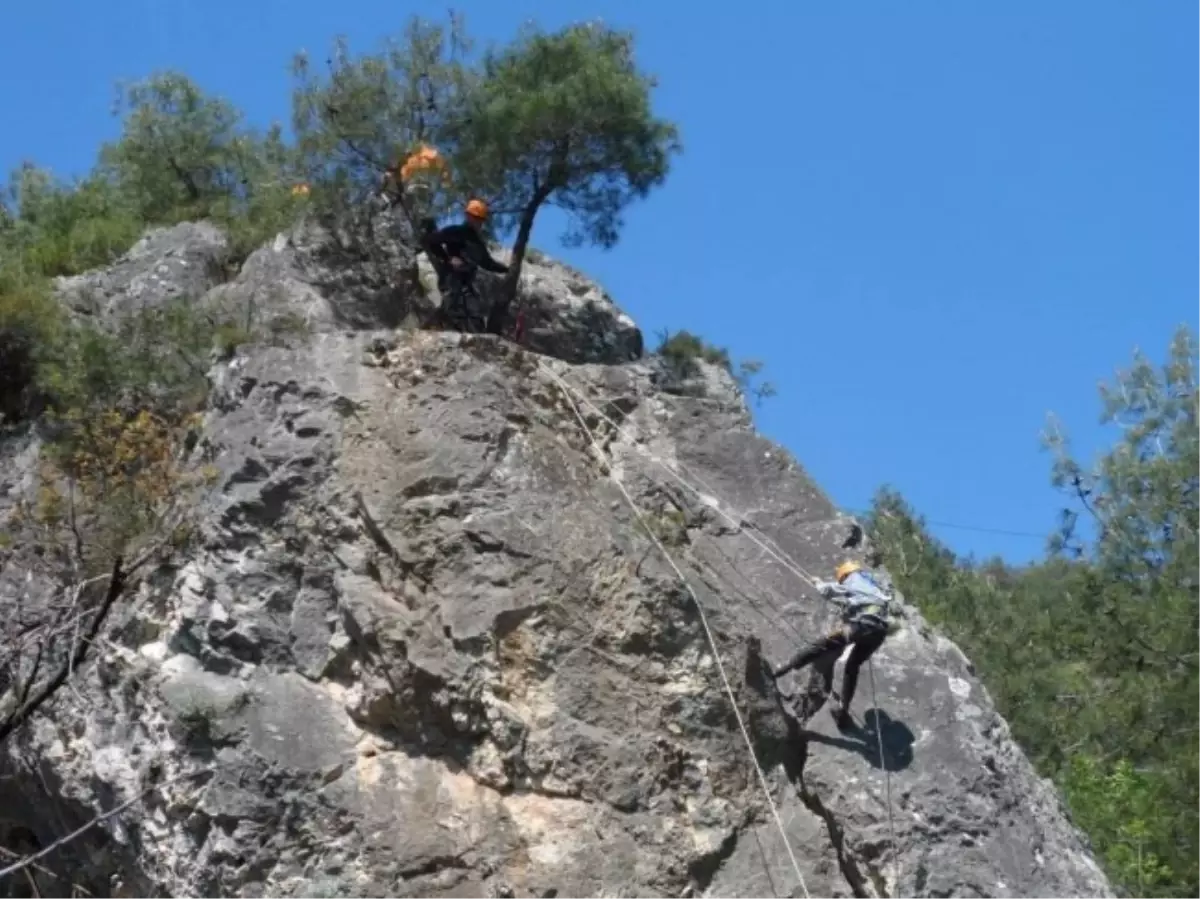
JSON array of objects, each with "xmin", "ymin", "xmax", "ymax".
[{"xmin": 398, "ymin": 144, "xmax": 450, "ymax": 184}]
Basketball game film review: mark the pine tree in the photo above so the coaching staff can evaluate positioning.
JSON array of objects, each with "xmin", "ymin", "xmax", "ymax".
[{"xmin": 448, "ymin": 21, "xmax": 681, "ymax": 333}]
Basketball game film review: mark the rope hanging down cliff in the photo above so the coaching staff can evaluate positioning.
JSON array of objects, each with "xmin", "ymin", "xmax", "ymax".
[
  {"xmin": 550, "ymin": 375, "xmax": 814, "ymax": 899},
  {"xmin": 537, "ymin": 358, "xmax": 902, "ymax": 893},
  {"xmin": 536, "ymin": 362, "xmax": 827, "ymax": 591}
]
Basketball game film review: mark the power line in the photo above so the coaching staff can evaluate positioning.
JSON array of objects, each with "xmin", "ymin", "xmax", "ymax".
[
  {"xmin": 900, "ymin": 517, "xmax": 1048, "ymax": 541},
  {"xmin": 846, "ymin": 508, "xmax": 1049, "ymax": 541}
]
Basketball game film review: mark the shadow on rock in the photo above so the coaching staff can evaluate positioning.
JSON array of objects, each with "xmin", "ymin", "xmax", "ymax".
[
  {"xmin": 742, "ymin": 637, "xmax": 808, "ymax": 782},
  {"xmin": 803, "ymin": 708, "xmax": 915, "ymax": 772},
  {"xmin": 743, "ymin": 638, "xmax": 916, "ymax": 778}
]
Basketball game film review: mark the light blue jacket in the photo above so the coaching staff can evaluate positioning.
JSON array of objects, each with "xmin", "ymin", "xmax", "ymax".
[{"xmin": 814, "ymin": 570, "xmax": 892, "ymax": 627}]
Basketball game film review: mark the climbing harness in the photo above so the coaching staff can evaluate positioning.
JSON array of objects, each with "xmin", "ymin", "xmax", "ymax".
[
  {"xmin": 551, "ymin": 377, "xmax": 813, "ymax": 899},
  {"xmin": 538, "ymin": 360, "xmax": 903, "ymax": 895}
]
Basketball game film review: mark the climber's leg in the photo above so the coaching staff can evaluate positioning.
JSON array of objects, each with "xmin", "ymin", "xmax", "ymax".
[
  {"xmin": 838, "ymin": 624, "xmax": 888, "ymax": 714},
  {"xmin": 774, "ymin": 628, "xmax": 848, "ymax": 679},
  {"xmin": 794, "ymin": 651, "xmax": 840, "ymax": 722},
  {"xmin": 459, "ymin": 280, "xmax": 486, "ymax": 333},
  {"xmin": 441, "ymin": 273, "xmax": 477, "ymax": 332}
]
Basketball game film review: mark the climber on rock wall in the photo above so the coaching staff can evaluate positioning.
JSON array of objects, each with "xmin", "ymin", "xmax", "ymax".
[
  {"xmin": 771, "ymin": 560, "xmax": 894, "ymax": 730},
  {"xmin": 420, "ymin": 198, "xmax": 511, "ymax": 332}
]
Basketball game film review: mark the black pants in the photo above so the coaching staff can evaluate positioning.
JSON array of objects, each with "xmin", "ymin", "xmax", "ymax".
[
  {"xmin": 775, "ymin": 618, "xmax": 887, "ymax": 711},
  {"xmin": 431, "ymin": 262, "xmax": 483, "ymax": 331}
]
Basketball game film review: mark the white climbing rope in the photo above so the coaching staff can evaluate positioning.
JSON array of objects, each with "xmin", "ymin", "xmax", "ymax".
[
  {"xmin": 535, "ymin": 361, "xmax": 825, "ymax": 592},
  {"xmin": 868, "ymin": 658, "xmax": 900, "ymax": 893},
  {"xmin": 538, "ymin": 358, "xmax": 904, "ymax": 891},
  {"xmin": 551, "ymin": 375, "xmax": 813, "ymax": 899}
]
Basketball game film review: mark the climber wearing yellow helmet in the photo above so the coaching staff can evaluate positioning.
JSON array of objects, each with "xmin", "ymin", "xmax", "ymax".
[
  {"xmin": 770, "ymin": 559, "xmax": 894, "ymax": 730},
  {"xmin": 419, "ymin": 198, "xmax": 510, "ymax": 332}
]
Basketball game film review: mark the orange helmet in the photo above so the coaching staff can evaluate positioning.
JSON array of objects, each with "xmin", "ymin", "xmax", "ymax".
[
  {"xmin": 465, "ymin": 198, "xmax": 489, "ymax": 220},
  {"xmin": 835, "ymin": 560, "xmax": 863, "ymax": 583}
]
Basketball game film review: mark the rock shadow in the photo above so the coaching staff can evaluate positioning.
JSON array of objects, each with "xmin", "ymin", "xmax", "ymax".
[{"xmin": 802, "ymin": 708, "xmax": 915, "ymax": 772}]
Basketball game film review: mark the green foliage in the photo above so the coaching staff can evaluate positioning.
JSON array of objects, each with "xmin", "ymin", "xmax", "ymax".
[
  {"xmin": 866, "ymin": 325, "xmax": 1199, "ymax": 898},
  {"xmin": 38, "ymin": 297, "xmax": 217, "ymax": 424},
  {"xmin": 0, "ymin": 13, "xmax": 690, "ymax": 551},
  {"xmin": 655, "ymin": 329, "xmax": 776, "ymax": 407},
  {"xmin": 2, "ymin": 297, "xmax": 226, "ymax": 577},
  {"xmin": 100, "ymin": 72, "xmax": 245, "ymax": 222},
  {"xmin": 100, "ymin": 72, "xmax": 304, "ymax": 261},
  {"xmin": 289, "ymin": 16, "xmax": 474, "ymax": 225},
  {"xmin": 0, "ymin": 71, "xmax": 312, "ymax": 426},
  {"xmin": 0, "ymin": 280, "xmax": 65, "ymax": 423},
  {"xmin": 0, "ymin": 165, "xmax": 141, "ymax": 279},
  {"xmin": 1043, "ymin": 324, "xmax": 1199, "ymax": 895},
  {"xmin": 656, "ymin": 328, "xmax": 731, "ymax": 372},
  {"xmin": 287, "ymin": 14, "xmax": 681, "ymax": 305},
  {"xmin": 1063, "ymin": 756, "xmax": 1178, "ymax": 895},
  {"xmin": 453, "ymin": 21, "xmax": 681, "ymax": 252}
]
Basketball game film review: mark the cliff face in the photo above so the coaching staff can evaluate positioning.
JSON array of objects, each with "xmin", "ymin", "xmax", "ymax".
[{"xmin": 0, "ymin": 222, "xmax": 1112, "ymax": 898}]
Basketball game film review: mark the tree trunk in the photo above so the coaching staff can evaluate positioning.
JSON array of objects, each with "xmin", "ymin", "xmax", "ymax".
[{"xmin": 487, "ymin": 185, "xmax": 550, "ymax": 335}]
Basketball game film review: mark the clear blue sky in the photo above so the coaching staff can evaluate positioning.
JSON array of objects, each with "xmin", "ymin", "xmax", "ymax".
[{"xmin": 3, "ymin": 1, "xmax": 1195, "ymax": 563}]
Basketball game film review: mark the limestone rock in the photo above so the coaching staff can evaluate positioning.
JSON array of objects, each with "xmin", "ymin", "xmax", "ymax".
[
  {"xmin": 54, "ymin": 221, "xmax": 230, "ymax": 320},
  {"xmin": 420, "ymin": 246, "xmax": 644, "ymax": 365},
  {"xmin": 0, "ymin": 224, "xmax": 1111, "ymax": 899}
]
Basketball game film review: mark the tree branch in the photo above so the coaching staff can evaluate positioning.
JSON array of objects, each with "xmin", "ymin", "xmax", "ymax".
[
  {"xmin": 0, "ymin": 844, "xmax": 94, "ymax": 897},
  {"xmin": 0, "ymin": 769, "xmax": 211, "ymax": 885},
  {"xmin": 0, "ymin": 557, "xmax": 125, "ymax": 744}
]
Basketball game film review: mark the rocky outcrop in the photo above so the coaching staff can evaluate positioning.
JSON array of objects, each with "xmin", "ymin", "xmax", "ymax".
[
  {"xmin": 54, "ymin": 221, "xmax": 231, "ymax": 320},
  {"xmin": 0, "ymin": 224, "xmax": 1111, "ymax": 898},
  {"xmin": 420, "ymin": 249, "xmax": 644, "ymax": 365},
  {"xmin": 50, "ymin": 217, "xmax": 642, "ymax": 367}
]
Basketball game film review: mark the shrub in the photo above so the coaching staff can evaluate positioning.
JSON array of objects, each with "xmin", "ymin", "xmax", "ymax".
[
  {"xmin": 0, "ymin": 280, "xmax": 65, "ymax": 423},
  {"xmin": 654, "ymin": 328, "xmax": 776, "ymax": 407}
]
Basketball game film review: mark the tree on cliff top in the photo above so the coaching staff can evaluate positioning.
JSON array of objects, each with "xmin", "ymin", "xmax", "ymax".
[
  {"xmin": 288, "ymin": 16, "xmax": 681, "ymax": 326},
  {"xmin": 450, "ymin": 21, "xmax": 681, "ymax": 333},
  {"xmin": 289, "ymin": 14, "xmax": 476, "ymax": 226}
]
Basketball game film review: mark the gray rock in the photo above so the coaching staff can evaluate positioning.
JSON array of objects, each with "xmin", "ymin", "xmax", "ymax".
[
  {"xmin": 488, "ymin": 249, "xmax": 643, "ymax": 365},
  {"xmin": 0, "ymin": 224, "xmax": 1111, "ymax": 899},
  {"xmin": 419, "ymin": 248, "xmax": 644, "ymax": 365},
  {"xmin": 54, "ymin": 220, "xmax": 230, "ymax": 319},
  {"xmin": 202, "ymin": 219, "xmax": 432, "ymax": 338}
]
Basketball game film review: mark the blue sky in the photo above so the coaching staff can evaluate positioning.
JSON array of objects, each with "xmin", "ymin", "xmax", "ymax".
[{"xmin": 3, "ymin": 1, "xmax": 1195, "ymax": 563}]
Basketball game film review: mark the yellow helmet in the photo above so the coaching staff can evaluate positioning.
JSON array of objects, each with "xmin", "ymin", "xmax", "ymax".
[{"xmin": 835, "ymin": 560, "xmax": 863, "ymax": 583}]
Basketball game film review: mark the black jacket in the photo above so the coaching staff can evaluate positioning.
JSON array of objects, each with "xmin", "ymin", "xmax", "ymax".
[{"xmin": 421, "ymin": 223, "xmax": 509, "ymax": 278}]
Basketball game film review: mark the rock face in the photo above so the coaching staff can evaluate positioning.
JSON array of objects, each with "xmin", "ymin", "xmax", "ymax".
[
  {"xmin": 0, "ymin": 223, "xmax": 1112, "ymax": 898},
  {"xmin": 419, "ymin": 248, "xmax": 644, "ymax": 365},
  {"xmin": 54, "ymin": 221, "xmax": 231, "ymax": 320}
]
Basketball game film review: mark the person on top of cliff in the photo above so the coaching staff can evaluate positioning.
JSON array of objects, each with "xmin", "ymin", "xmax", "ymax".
[
  {"xmin": 770, "ymin": 560, "xmax": 894, "ymax": 730},
  {"xmin": 419, "ymin": 199, "xmax": 510, "ymax": 331}
]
